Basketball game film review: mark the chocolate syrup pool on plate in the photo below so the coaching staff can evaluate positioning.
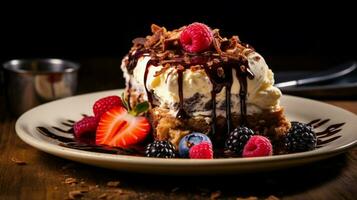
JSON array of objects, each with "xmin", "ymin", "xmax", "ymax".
[
  {"xmin": 36, "ymin": 118, "xmax": 344, "ymax": 157},
  {"xmin": 36, "ymin": 120, "xmax": 143, "ymax": 156}
]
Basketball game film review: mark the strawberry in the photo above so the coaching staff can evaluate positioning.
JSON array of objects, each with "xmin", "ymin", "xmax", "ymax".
[
  {"xmin": 93, "ymin": 95, "xmax": 123, "ymax": 118},
  {"xmin": 96, "ymin": 102, "xmax": 151, "ymax": 148}
]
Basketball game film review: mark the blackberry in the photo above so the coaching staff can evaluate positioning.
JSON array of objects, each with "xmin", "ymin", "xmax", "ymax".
[
  {"xmin": 284, "ymin": 122, "xmax": 317, "ymax": 153},
  {"xmin": 225, "ymin": 126, "xmax": 255, "ymax": 155},
  {"xmin": 145, "ymin": 140, "xmax": 177, "ymax": 158}
]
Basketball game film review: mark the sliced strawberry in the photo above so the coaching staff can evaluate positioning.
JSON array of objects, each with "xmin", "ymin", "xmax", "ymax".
[{"xmin": 96, "ymin": 106, "xmax": 150, "ymax": 148}]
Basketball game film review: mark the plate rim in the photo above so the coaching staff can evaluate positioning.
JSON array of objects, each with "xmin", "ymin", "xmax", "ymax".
[{"xmin": 15, "ymin": 89, "xmax": 357, "ymax": 167}]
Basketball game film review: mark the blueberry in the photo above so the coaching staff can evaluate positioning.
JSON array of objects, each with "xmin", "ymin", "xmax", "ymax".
[{"xmin": 178, "ymin": 132, "xmax": 211, "ymax": 158}]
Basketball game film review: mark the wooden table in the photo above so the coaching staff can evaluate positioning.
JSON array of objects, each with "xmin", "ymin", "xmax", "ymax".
[{"xmin": 1, "ymin": 59, "xmax": 357, "ymax": 200}]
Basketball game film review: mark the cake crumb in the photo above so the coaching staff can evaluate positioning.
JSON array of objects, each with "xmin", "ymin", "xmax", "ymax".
[
  {"xmin": 266, "ymin": 195, "xmax": 280, "ymax": 200},
  {"xmin": 113, "ymin": 189, "xmax": 124, "ymax": 194},
  {"xmin": 68, "ymin": 190, "xmax": 83, "ymax": 199},
  {"xmin": 107, "ymin": 181, "xmax": 120, "ymax": 187},
  {"xmin": 64, "ymin": 177, "xmax": 78, "ymax": 185},
  {"xmin": 80, "ymin": 187, "xmax": 89, "ymax": 193},
  {"xmin": 89, "ymin": 185, "xmax": 98, "ymax": 191},
  {"xmin": 98, "ymin": 193, "xmax": 108, "ymax": 199},
  {"xmin": 236, "ymin": 197, "xmax": 258, "ymax": 200},
  {"xmin": 11, "ymin": 157, "xmax": 27, "ymax": 165},
  {"xmin": 210, "ymin": 190, "xmax": 221, "ymax": 199}
]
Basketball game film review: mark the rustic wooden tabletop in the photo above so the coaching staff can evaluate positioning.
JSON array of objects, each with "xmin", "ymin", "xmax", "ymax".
[{"xmin": 1, "ymin": 58, "xmax": 357, "ymax": 200}]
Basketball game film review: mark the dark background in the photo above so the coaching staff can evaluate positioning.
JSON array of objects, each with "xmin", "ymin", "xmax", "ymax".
[{"xmin": 1, "ymin": 2, "xmax": 357, "ymax": 92}]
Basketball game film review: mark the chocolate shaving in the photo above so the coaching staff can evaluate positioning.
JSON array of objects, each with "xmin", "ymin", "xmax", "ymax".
[
  {"xmin": 145, "ymin": 26, "xmax": 165, "ymax": 48},
  {"xmin": 154, "ymin": 63, "xmax": 170, "ymax": 77},
  {"xmin": 160, "ymin": 58, "xmax": 185, "ymax": 64},
  {"xmin": 132, "ymin": 37, "xmax": 146, "ymax": 45},
  {"xmin": 64, "ymin": 177, "xmax": 78, "ymax": 185},
  {"xmin": 210, "ymin": 190, "xmax": 221, "ymax": 200},
  {"xmin": 11, "ymin": 157, "xmax": 26, "ymax": 165},
  {"xmin": 127, "ymin": 24, "xmax": 255, "ymax": 73},
  {"xmin": 156, "ymin": 51, "xmax": 171, "ymax": 60},
  {"xmin": 236, "ymin": 197, "xmax": 258, "ymax": 200},
  {"xmin": 265, "ymin": 195, "xmax": 280, "ymax": 200},
  {"xmin": 220, "ymin": 38, "xmax": 231, "ymax": 51},
  {"xmin": 212, "ymin": 37, "xmax": 223, "ymax": 54},
  {"xmin": 151, "ymin": 24, "xmax": 162, "ymax": 33},
  {"xmin": 163, "ymin": 30, "xmax": 181, "ymax": 51},
  {"xmin": 107, "ymin": 181, "xmax": 120, "ymax": 187},
  {"xmin": 98, "ymin": 193, "xmax": 108, "ymax": 199},
  {"xmin": 68, "ymin": 190, "xmax": 84, "ymax": 199}
]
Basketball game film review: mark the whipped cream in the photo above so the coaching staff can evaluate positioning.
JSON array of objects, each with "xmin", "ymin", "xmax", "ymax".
[{"xmin": 121, "ymin": 51, "xmax": 282, "ymax": 117}]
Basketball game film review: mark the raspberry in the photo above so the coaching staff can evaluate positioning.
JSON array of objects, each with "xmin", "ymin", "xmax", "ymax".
[
  {"xmin": 93, "ymin": 96, "xmax": 123, "ymax": 117},
  {"xmin": 180, "ymin": 22, "xmax": 213, "ymax": 53},
  {"xmin": 189, "ymin": 142, "xmax": 213, "ymax": 159},
  {"xmin": 73, "ymin": 116, "xmax": 98, "ymax": 139},
  {"xmin": 243, "ymin": 136, "xmax": 273, "ymax": 158}
]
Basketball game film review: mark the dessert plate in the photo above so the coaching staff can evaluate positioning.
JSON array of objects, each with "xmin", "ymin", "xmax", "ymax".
[{"xmin": 16, "ymin": 89, "xmax": 357, "ymax": 175}]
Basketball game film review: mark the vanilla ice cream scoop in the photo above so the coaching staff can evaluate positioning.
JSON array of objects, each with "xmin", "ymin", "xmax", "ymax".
[{"xmin": 122, "ymin": 51, "xmax": 282, "ymax": 116}]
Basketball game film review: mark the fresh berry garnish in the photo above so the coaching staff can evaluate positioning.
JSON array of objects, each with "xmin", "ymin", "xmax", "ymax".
[
  {"xmin": 178, "ymin": 132, "xmax": 211, "ymax": 158},
  {"xmin": 145, "ymin": 140, "xmax": 177, "ymax": 158},
  {"xmin": 284, "ymin": 122, "xmax": 317, "ymax": 153},
  {"xmin": 73, "ymin": 116, "xmax": 98, "ymax": 142},
  {"xmin": 189, "ymin": 142, "xmax": 213, "ymax": 159},
  {"xmin": 225, "ymin": 126, "xmax": 255, "ymax": 156},
  {"xmin": 93, "ymin": 95, "xmax": 123, "ymax": 118},
  {"xmin": 243, "ymin": 136, "xmax": 273, "ymax": 157},
  {"xmin": 180, "ymin": 22, "xmax": 213, "ymax": 53},
  {"xmin": 96, "ymin": 101, "xmax": 150, "ymax": 148}
]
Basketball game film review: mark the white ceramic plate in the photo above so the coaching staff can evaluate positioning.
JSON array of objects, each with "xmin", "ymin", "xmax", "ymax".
[{"xmin": 16, "ymin": 89, "xmax": 357, "ymax": 175}]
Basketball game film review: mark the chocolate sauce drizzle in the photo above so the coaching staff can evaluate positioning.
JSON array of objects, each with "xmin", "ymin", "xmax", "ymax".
[
  {"xmin": 127, "ymin": 78, "xmax": 132, "ymax": 109},
  {"xmin": 307, "ymin": 119, "xmax": 345, "ymax": 148},
  {"xmin": 144, "ymin": 58, "xmax": 159, "ymax": 105},
  {"xmin": 126, "ymin": 50, "xmax": 255, "ymax": 138},
  {"xmin": 35, "ymin": 118, "xmax": 345, "ymax": 157},
  {"xmin": 176, "ymin": 68, "xmax": 188, "ymax": 119},
  {"xmin": 37, "ymin": 127, "xmax": 74, "ymax": 143},
  {"xmin": 203, "ymin": 59, "xmax": 254, "ymax": 136},
  {"xmin": 126, "ymin": 50, "xmax": 150, "ymax": 108}
]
